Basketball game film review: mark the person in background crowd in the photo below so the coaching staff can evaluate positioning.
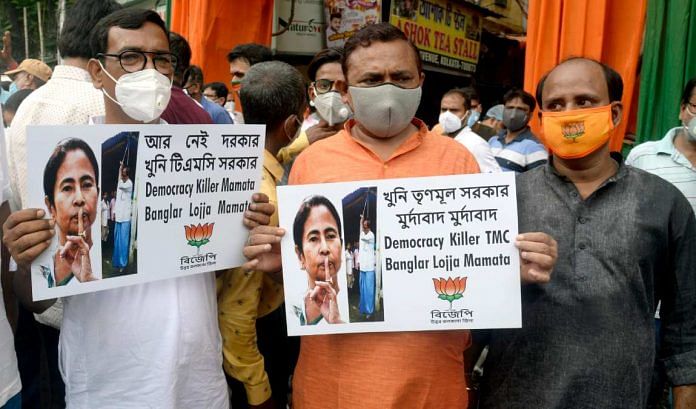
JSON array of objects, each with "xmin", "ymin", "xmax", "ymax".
[
  {"xmin": 479, "ymin": 57, "xmax": 696, "ymax": 409},
  {"xmin": 627, "ymin": 77, "xmax": 696, "ymax": 213},
  {"xmin": 472, "ymin": 104, "xmax": 504, "ymax": 141},
  {"xmin": 226, "ymin": 43, "xmax": 273, "ymax": 123},
  {"xmin": 3, "ymin": 9, "xmax": 229, "ymax": 408},
  {"xmin": 1, "ymin": 59, "xmax": 51, "ymax": 104},
  {"xmin": 183, "ymin": 65, "xmax": 233, "ymax": 124},
  {"xmin": 277, "ymin": 48, "xmax": 352, "ymax": 166},
  {"xmin": 435, "ymin": 88, "xmax": 500, "ymax": 172},
  {"xmin": 1, "ymin": 89, "xmax": 32, "ymax": 127},
  {"xmin": 241, "ymin": 23, "xmax": 556, "ymax": 409},
  {"xmin": 5, "ymin": 2, "xmax": 123, "ymax": 408},
  {"xmin": 219, "ymin": 60, "xmax": 306, "ymax": 409},
  {"xmin": 462, "ymin": 86, "xmax": 482, "ymax": 128},
  {"xmin": 100, "ymin": 192, "xmax": 110, "ymax": 243},
  {"xmin": 488, "ymin": 88, "xmax": 547, "ymax": 172},
  {"xmin": 160, "ymin": 32, "xmax": 213, "ymax": 125},
  {"xmin": 203, "ymin": 81, "xmax": 229, "ymax": 107},
  {"xmin": 626, "ymin": 77, "xmax": 696, "ymax": 408},
  {"xmin": 0, "ymin": 30, "xmax": 19, "ymax": 96}
]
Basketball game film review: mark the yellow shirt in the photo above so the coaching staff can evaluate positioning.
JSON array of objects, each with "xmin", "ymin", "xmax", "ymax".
[
  {"xmin": 216, "ymin": 150, "xmax": 285, "ymax": 405},
  {"xmin": 277, "ymin": 131, "xmax": 309, "ymax": 165}
]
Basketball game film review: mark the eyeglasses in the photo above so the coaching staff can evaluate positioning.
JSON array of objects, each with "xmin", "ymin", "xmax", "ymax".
[
  {"xmin": 686, "ymin": 101, "xmax": 696, "ymax": 115},
  {"xmin": 312, "ymin": 78, "xmax": 341, "ymax": 94},
  {"xmin": 98, "ymin": 50, "xmax": 178, "ymax": 75}
]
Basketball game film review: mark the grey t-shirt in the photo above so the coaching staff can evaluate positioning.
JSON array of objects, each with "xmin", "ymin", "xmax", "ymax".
[{"xmin": 480, "ymin": 157, "xmax": 696, "ymax": 409}]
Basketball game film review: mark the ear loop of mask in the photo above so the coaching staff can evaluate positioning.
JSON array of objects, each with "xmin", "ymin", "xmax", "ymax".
[{"xmin": 98, "ymin": 60, "xmax": 125, "ymax": 108}]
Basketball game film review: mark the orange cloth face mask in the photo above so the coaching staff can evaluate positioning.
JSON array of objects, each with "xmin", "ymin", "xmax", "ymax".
[{"xmin": 540, "ymin": 105, "xmax": 615, "ymax": 159}]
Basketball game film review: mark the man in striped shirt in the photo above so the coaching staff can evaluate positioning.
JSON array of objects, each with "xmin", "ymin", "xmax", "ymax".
[
  {"xmin": 626, "ymin": 78, "xmax": 696, "ymax": 214},
  {"xmin": 488, "ymin": 89, "xmax": 548, "ymax": 172}
]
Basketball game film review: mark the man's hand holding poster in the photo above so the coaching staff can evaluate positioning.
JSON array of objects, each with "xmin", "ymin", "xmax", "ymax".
[
  {"xmin": 277, "ymin": 172, "xmax": 521, "ymax": 336},
  {"xmin": 26, "ymin": 124, "xmax": 264, "ymax": 300}
]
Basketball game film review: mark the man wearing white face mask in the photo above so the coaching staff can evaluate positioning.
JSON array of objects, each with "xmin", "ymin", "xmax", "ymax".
[
  {"xmin": 2, "ymin": 9, "xmax": 228, "ymax": 409},
  {"xmin": 435, "ymin": 88, "xmax": 500, "ymax": 173},
  {"xmin": 627, "ymin": 78, "xmax": 696, "ymax": 214},
  {"xmin": 276, "ymin": 48, "xmax": 352, "ymax": 165}
]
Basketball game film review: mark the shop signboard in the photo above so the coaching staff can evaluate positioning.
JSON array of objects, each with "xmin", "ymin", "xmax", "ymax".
[{"xmin": 390, "ymin": 0, "xmax": 482, "ymax": 73}]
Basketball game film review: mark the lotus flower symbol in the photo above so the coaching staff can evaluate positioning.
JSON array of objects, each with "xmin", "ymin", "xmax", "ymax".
[
  {"xmin": 185, "ymin": 223, "xmax": 214, "ymax": 255},
  {"xmin": 433, "ymin": 277, "xmax": 467, "ymax": 310}
]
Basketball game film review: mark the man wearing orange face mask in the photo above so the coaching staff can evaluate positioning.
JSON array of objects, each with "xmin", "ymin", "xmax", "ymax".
[{"xmin": 479, "ymin": 57, "xmax": 696, "ymax": 409}]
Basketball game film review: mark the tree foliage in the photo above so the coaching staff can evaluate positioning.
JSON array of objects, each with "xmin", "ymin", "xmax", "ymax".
[{"xmin": 0, "ymin": 0, "xmax": 78, "ymax": 70}]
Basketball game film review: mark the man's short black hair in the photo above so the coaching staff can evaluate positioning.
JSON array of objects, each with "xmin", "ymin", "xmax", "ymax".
[
  {"xmin": 443, "ymin": 88, "xmax": 471, "ymax": 111},
  {"xmin": 183, "ymin": 65, "xmax": 204, "ymax": 87},
  {"xmin": 343, "ymin": 23, "xmax": 422, "ymax": 77},
  {"xmin": 504, "ymin": 88, "xmax": 537, "ymax": 113},
  {"xmin": 535, "ymin": 57, "xmax": 624, "ymax": 107},
  {"xmin": 308, "ymin": 48, "xmax": 343, "ymax": 82},
  {"xmin": 681, "ymin": 78, "xmax": 696, "ymax": 106},
  {"xmin": 59, "ymin": 0, "xmax": 122, "ymax": 59},
  {"xmin": 461, "ymin": 86, "xmax": 479, "ymax": 103},
  {"xmin": 90, "ymin": 8, "xmax": 168, "ymax": 57},
  {"xmin": 293, "ymin": 195, "xmax": 343, "ymax": 254},
  {"xmin": 226, "ymin": 43, "xmax": 272, "ymax": 65},
  {"xmin": 204, "ymin": 82, "xmax": 229, "ymax": 100},
  {"xmin": 43, "ymin": 138, "xmax": 100, "ymax": 206},
  {"xmin": 169, "ymin": 32, "xmax": 191, "ymax": 86},
  {"xmin": 2, "ymin": 88, "xmax": 33, "ymax": 115},
  {"xmin": 240, "ymin": 61, "xmax": 306, "ymax": 130}
]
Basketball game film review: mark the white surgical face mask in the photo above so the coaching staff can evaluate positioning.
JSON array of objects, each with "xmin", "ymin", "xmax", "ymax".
[
  {"xmin": 99, "ymin": 62, "xmax": 172, "ymax": 123},
  {"xmin": 313, "ymin": 91, "xmax": 351, "ymax": 126},
  {"xmin": 438, "ymin": 110, "xmax": 463, "ymax": 134},
  {"xmin": 684, "ymin": 116, "xmax": 696, "ymax": 142},
  {"xmin": 349, "ymin": 83, "xmax": 421, "ymax": 138}
]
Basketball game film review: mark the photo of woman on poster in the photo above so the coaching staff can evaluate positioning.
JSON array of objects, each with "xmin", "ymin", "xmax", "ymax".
[
  {"xmin": 40, "ymin": 138, "xmax": 100, "ymax": 287},
  {"xmin": 292, "ymin": 195, "xmax": 345, "ymax": 325}
]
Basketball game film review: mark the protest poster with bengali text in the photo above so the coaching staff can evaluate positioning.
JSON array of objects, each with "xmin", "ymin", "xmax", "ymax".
[
  {"xmin": 277, "ymin": 173, "xmax": 520, "ymax": 336},
  {"xmin": 26, "ymin": 124, "xmax": 264, "ymax": 300}
]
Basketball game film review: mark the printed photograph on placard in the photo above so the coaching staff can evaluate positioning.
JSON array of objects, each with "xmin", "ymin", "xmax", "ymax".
[
  {"xmin": 289, "ymin": 195, "xmax": 348, "ymax": 326},
  {"xmin": 37, "ymin": 138, "xmax": 103, "ymax": 288},
  {"xmin": 342, "ymin": 186, "xmax": 384, "ymax": 323},
  {"xmin": 101, "ymin": 131, "xmax": 139, "ymax": 279}
]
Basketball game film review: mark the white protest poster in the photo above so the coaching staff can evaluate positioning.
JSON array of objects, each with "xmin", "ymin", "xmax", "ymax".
[
  {"xmin": 277, "ymin": 173, "xmax": 521, "ymax": 336},
  {"xmin": 26, "ymin": 124, "xmax": 264, "ymax": 300}
]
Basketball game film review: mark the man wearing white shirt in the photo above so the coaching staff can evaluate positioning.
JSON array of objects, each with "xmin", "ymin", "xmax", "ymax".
[
  {"xmin": 358, "ymin": 215, "xmax": 376, "ymax": 318},
  {"xmin": 0, "ymin": 120, "xmax": 21, "ymax": 409},
  {"xmin": 434, "ymin": 88, "xmax": 501, "ymax": 173},
  {"xmin": 112, "ymin": 162, "xmax": 132, "ymax": 272},
  {"xmin": 3, "ymin": 9, "xmax": 228, "ymax": 409}
]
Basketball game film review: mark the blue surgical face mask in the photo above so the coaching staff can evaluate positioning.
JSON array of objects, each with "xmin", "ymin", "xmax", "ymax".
[
  {"xmin": 467, "ymin": 110, "xmax": 480, "ymax": 127},
  {"xmin": 9, "ymin": 81, "xmax": 18, "ymax": 94}
]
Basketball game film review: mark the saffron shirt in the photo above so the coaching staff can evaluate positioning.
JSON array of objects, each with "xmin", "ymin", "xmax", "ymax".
[{"xmin": 288, "ymin": 118, "xmax": 480, "ymax": 408}]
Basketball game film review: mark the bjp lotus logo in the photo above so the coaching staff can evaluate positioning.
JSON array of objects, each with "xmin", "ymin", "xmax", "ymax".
[
  {"xmin": 185, "ymin": 223, "xmax": 214, "ymax": 254},
  {"xmin": 433, "ymin": 277, "xmax": 468, "ymax": 310},
  {"xmin": 561, "ymin": 121, "xmax": 585, "ymax": 142}
]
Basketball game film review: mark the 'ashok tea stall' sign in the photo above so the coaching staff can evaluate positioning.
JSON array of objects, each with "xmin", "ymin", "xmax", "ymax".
[{"xmin": 390, "ymin": 0, "xmax": 482, "ymax": 73}]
